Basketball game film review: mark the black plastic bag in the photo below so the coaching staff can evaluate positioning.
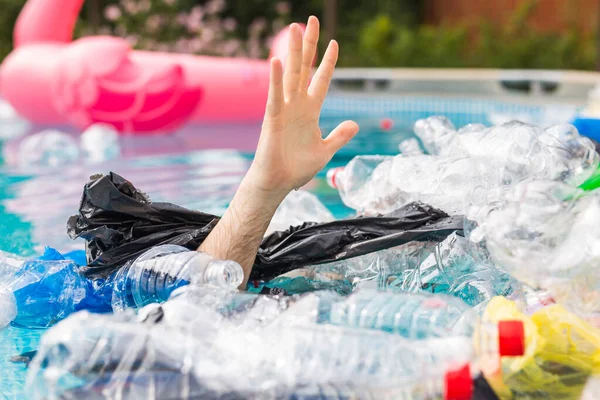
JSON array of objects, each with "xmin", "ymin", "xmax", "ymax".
[{"xmin": 68, "ymin": 172, "xmax": 463, "ymax": 281}]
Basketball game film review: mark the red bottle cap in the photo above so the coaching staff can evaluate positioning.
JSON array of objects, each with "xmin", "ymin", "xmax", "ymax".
[
  {"xmin": 444, "ymin": 364, "xmax": 473, "ymax": 400},
  {"xmin": 498, "ymin": 320, "xmax": 525, "ymax": 356},
  {"xmin": 326, "ymin": 167, "xmax": 344, "ymax": 189}
]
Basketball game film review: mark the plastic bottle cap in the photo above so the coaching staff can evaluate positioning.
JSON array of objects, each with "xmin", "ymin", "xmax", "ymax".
[
  {"xmin": 498, "ymin": 320, "xmax": 525, "ymax": 356},
  {"xmin": 444, "ymin": 364, "xmax": 473, "ymax": 400},
  {"xmin": 326, "ymin": 167, "xmax": 344, "ymax": 189}
]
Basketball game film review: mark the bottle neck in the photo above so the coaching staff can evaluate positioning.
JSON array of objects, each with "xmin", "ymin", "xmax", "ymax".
[
  {"xmin": 326, "ymin": 167, "xmax": 345, "ymax": 190},
  {"xmin": 200, "ymin": 260, "xmax": 244, "ymax": 288},
  {"xmin": 472, "ymin": 322, "xmax": 502, "ymax": 376}
]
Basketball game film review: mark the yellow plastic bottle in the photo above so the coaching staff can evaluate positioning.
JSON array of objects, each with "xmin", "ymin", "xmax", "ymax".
[{"xmin": 482, "ymin": 297, "xmax": 600, "ymax": 399}]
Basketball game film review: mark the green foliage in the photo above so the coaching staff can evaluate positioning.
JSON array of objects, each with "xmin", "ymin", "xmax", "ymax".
[
  {"xmin": 0, "ymin": 0, "xmax": 26, "ymax": 60},
  {"xmin": 473, "ymin": 0, "xmax": 596, "ymax": 70},
  {"xmin": 340, "ymin": 0, "xmax": 597, "ymax": 70},
  {"xmin": 348, "ymin": 15, "xmax": 468, "ymax": 67},
  {"xmin": 0, "ymin": 0, "xmax": 597, "ymax": 71}
]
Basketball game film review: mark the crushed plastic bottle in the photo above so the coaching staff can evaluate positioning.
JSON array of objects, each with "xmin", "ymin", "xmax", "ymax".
[
  {"xmin": 17, "ymin": 130, "xmax": 79, "ymax": 168},
  {"xmin": 329, "ymin": 118, "xmax": 599, "ymax": 215},
  {"xmin": 387, "ymin": 232, "xmax": 519, "ymax": 307},
  {"xmin": 80, "ymin": 123, "xmax": 121, "ymax": 164},
  {"xmin": 414, "ymin": 117, "xmax": 598, "ymax": 186},
  {"xmin": 469, "ymin": 180, "xmax": 600, "ymax": 317},
  {"xmin": 111, "ymin": 244, "xmax": 244, "ymax": 311},
  {"xmin": 398, "ymin": 137, "xmax": 424, "ymax": 155},
  {"xmin": 328, "ymin": 154, "xmax": 506, "ymax": 215},
  {"xmin": 0, "ymin": 99, "xmax": 30, "ymax": 140},
  {"xmin": 326, "ymin": 155, "xmax": 395, "ymax": 215},
  {"xmin": 0, "ymin": 247, "xmax": 90, "ymax": 329},
  {"xmin": 266, "ymin": 189, "xmax": 334, "ymax": 235},
  {"xmin": 311, "ymin": 232, "xmax": 517, "ymax": 307},
  {"xmin": 26, "ymin": 308, "xmax": 474, "ymax": 400}
]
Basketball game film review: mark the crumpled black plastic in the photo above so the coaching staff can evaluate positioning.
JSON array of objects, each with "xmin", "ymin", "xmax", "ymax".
[{"xmin": 68, "ymin": 172, "xmax": 463, "ymax": 281}]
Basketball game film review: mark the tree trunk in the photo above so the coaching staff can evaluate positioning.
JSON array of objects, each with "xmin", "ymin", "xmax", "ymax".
[
  {"xmin": 87, "ymin": 0, "xmax": 101, "ymax": 34},
  {"xmin": 324, "ymin": 0, "xmax": 337, "ymax": 43},
  {"xmin": 597, "ymin": 0, "xmax": 600, "ymax": 70}
]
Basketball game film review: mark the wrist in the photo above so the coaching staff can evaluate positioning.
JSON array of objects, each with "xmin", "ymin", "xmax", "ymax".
[{"xmin": 242, "ymin": 166, "xmax": 291, "ymax": 205}]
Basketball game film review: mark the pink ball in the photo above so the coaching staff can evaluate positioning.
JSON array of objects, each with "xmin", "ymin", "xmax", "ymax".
[{"xmin": 379, "ymin": 118, "xmax": 394, "ymax": 131}]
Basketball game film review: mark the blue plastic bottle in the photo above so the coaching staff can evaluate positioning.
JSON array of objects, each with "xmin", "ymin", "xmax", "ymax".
[
  {"xmin": 4, "ymin": 247, "xmax": 92, "ymax": 328},
  {"xmin": 110, "ymin": 245, "xmax": 244, "ymax": 311}
]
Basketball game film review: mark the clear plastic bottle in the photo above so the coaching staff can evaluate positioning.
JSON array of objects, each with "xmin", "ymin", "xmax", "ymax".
[
  {"xmin": 111, "ymin": 245, "xmax": 244, "ymax": 311},
  {"xmin": 327, "ymin": 154, "xmax": 503, "ymax": 215},
  {"xmin": 27, "ymin": 310, "xmax": 475, "ymax": 400},
  {"xmin": 326, "ymin": 155, "xmax": 396, "ymax": 215},
  {"xmin": 326, "ymin": 290, "xmax": 522, "ymax": 344},
  {"xmin": 313, "ymin": 232, "xmax": 518, "ymax": 307}
]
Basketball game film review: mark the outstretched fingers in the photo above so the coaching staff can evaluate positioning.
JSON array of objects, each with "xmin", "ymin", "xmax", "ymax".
[
  {"xmin": 324, "ymin": 120, "xmax": 360, "ymax": 154},
  {"xmin": 266, "ymin": 57, "xmax": 284, "ymax": 117},
  {"xmin": 299, "ymin": 16, "xmax": 319, "ymax": 92},
  {"xmin": 308, "ymin": 40, "xmax": 338, "ymax": 104},
  {"xmin": 283, "ymin": 23, "xmax": 303, "ymax": 99}
]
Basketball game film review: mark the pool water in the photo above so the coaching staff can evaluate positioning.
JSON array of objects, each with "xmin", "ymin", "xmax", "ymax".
[{"xmin": 0, "ymin": 95, "xmax": 579, "ymax": 398}]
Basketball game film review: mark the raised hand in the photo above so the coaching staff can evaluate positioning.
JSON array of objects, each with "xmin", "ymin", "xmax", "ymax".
[{"xmin": 247, "ymin": 16, "xmax": 360, "ymax": 195}]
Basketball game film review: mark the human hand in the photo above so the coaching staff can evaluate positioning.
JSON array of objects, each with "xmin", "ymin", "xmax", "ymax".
[{"xmin": 247, "ymin": 16, "xmax": 360, "ymax": 197}]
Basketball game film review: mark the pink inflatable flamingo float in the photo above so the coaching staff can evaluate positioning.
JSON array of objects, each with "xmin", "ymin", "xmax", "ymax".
[{"xmin": 0, "ymin": 0, "xmax": 294, "ymax": 134}]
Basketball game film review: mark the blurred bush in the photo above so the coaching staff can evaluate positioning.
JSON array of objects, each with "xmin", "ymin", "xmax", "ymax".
[
  {"xmin": 0, "ymin": 0, "xmax": 597, "ymax": 70},
  {"xmin": 344, "ymin": 1, "xmax": 596, "ymax": 69}
]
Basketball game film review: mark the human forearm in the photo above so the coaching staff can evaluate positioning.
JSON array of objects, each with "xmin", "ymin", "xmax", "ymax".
[
  {"xmin": 199, "ymin": 173, "xmax": 289, "ymax": 289},
  {"xmin": 197, "ymin": 17, "xmax": 357, "ymax": 289}
]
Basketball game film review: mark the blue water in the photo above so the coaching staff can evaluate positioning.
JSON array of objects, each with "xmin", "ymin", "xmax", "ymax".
[{"xmin": 0, "ymin": 95, "xmax": 579, "ymax": 398}]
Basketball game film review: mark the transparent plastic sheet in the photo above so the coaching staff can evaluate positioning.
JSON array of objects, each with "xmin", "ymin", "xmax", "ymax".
[
  {"xmin": 301, "ymin": 232, "xmax": 519, "ymax": 307},
  {"xmin": 67, "ymin": 172, "xmax": 463, "ymax": 282},
  {"xmin": 25, "ymin": 290, "xmax": 475, "ymax": 400}
]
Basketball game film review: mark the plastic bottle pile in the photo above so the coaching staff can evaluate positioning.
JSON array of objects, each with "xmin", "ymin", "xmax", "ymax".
[{"xmin": 2, "ymin": 117, "xmax": 600, "ymax": 399}]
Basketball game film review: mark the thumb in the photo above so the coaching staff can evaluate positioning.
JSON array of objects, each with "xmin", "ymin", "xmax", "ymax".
[{"xmin": 324, "ymin": 120, "xmax": 359, "ymax": 153}]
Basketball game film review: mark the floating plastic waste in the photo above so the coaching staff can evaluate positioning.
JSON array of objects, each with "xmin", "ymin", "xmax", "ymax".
[
  {"xmin": 328, "ymin": 118, "xmax": 598, "ymax": 215},
  {"xmin": 266, "ymin": 189, "xmax": 334, "ymax": 236},
  {"xmin": 17, "ymin": 130, "xmax": 79, "ymax": 168},
  {"xmin": 307, "ymin": 232, "xmax": 517, "ymax": 307},
  {"xmin": 328, "ymin": 154, "xmax": 504, "ymax": 215},
  {"xmin": 110, "ymin": 245, "xmax": 244, "ymax": 311},
  {"xmin": 398, "ymin": 137, "xmax": 424, "ymax": 155},
  {"xmin": 79, "ymin": 123, "xmax": 121, "ymax": 164},
  {"xmin": 9, "ymin": 115, "xmax": 600, "ymax": 400},
  {"xmin": 26, "ymin": 303, "xmax": 475, "ymax": 400},
  {"xmin": 0, "ymin": 251, "xmax": 24, "ymax": 281},
  {"xmin": 0, "ymin": 248, "xmax": 90, "ymax": 329},
  {"xmin": 414, "ymin": 117, "xmax": 598, "ymax": 186},
  {"xmin": 469, "ymin": 180, "xmax": 600, "ymax": 318},
  {"xmin": 483, "ymin": 296, "xmax": 600, "ymax": 399},
  {"xmin": 0, "ymin": 99, "xmax": 30, "ymax": 140}
]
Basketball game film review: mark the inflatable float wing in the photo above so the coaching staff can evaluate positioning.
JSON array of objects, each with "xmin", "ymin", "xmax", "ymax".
[{"xmin": 0, "ymin": 0, "xmax": 296, "ymax": 134}]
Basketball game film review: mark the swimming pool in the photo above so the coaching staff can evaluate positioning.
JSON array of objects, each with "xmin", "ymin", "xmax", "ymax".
[{"xmin": 0, "ymin": 94, "xmax": 581, "ymax": 398}]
